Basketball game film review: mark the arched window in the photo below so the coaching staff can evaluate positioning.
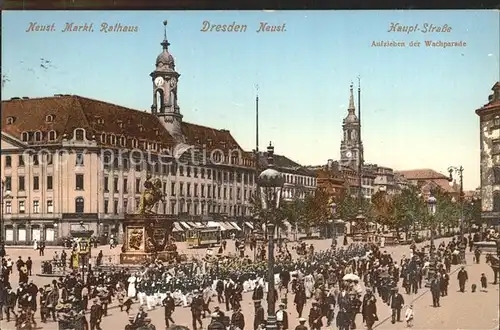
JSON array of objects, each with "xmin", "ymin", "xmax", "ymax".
[
  {"xmin": 75, "ymin": 197, "xmax": 84, "ymax": 213},
  {"xmin": 6, "ymin": 116, "xmax": 15, "ymax": 125},
  {"xmin": 21, "ymin": 132, "xmax": 29, "ymax": 141},
  {"xmin": 100, "ymin": 133, "xmax": 106, "ymax": 144},
  {"xmin": 493, "ymin": 191, "xmax": 500, "ymax": 212},
  {"xmin": 34, "ymin": 131, "xmax": 42, "ymax": 142},
  {"xmin": 45, "ymin": 115, "xmax": 54, "ymax": 123},
  {"xmin": 48, "ymin": 130, "xmax": 57, "ymax": 141},
  {"xmin": 120, "ymin": 136, "xmax": 126, "ymax": 147},
  {"xmin": 132, "ymin": 138, "xmax": 138, "ymax": 148},
  {"xmin": 74, "ymin": 128, "xmax": 85, "ymax": 141}
]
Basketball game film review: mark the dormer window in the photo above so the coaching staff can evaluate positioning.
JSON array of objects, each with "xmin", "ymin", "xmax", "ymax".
[
  {"xmin": 495, "ymin": 116, "xmax": 500, "ymax": 127},
  {"xmin": 6, "ymin": 116, "xmax": 15, "ymax": 125},
  {"xmin": 48, "ymin": 130, "xmax": 57, "ymax": 141},
  {"xmin": 45, "ymin": 114, "xmax": 54, "ymax": 123},
  {"xmin": 207, "ymin": 138, "xmax": 213, "ymax": 146},
  {"xmin": 96, "ymin": 117, "xmax": 104, "ymax": 124},
  {"xmin": 34, "ymin": 131, "xmax": 42, "ymax": 142},
  {"xmin": 120, "ymin": 136, "xmax": 126, "ymax": 147},
  {"xmin": 74, "ymin": 128, "xmax": 85, "ymax": 141},
  {"xmin": 132, "ymin": 138, "xmax": 138, "ymax": 148},
  {"xmin": 138, "ymin": 125, "xmax": 144, "ymax": 132},
  {"xmin": 153, "ymin": 128, "xmax": 159, "ymax": 136},
  {"xmin": 100, "ymin": 133, "xmax": 106, "ymax": 144},
  {"xmin": 109, "ymin": 134, "xmax": 116, "ymax": 145},
  {"xmin": 117, "ymin": 120, "xmax": 124, "ymax": 128},
  {"xmin": 21, "ymin": 132, "xmax": 29, "ymax": 141}
]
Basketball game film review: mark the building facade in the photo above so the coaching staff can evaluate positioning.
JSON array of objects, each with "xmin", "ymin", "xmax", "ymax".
[
  {"xmin": 1, "ymin": 28, "xmax": 259, "ymax": 244},
  {"xmin": 309, "ymin": 160, "xmax": 345, "ymax": 202},
  {"xmin": 365, "ymin": 164, "xmax": 400, "ymax": 195},
  {"xmin": 476, "ymin": 82, "xmax": 500, "ymax": 226},
  {"xmin": 396, "ymin": 169, "xmax": 456, "ymax": 196}
]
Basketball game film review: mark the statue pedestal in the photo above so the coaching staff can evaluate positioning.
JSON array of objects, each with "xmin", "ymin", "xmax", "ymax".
[{"xmin": 120, "ymin": 214, "xmax": 178, "ymax": 265}]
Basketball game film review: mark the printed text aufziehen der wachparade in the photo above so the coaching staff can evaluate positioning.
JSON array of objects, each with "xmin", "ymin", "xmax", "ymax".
[{"xmin": 372, "ymin": 23, "xmax": 467, "ymax": 48}]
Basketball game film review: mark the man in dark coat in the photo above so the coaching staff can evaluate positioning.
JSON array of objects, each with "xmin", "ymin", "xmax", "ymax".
[
  {"xmin": 162, "ymin": 292, "xmax": 175, "ymax": 328},
  {"xmin": 89, "ymin": 298, "xmax": 103, "ymax": 330},
  {"xmin": 276, "ymin": 303, "xmax": 289, "ymax": 330},
  {"xmin": 230, "ymin": 306, "xmax": 245, "ymax": 330},
  {"xmin": 440, "ymin": 270, "xmax": 449, "ymax": 296},
  {"xmin": 361, "ymin": 288, "xmax": 378, "ymax": 330},
  {"xmin": 457, "ymin": 266, "xmax": 468, "ymax": 292},
  {"xmin": 216, "ymin": 279, "xmax": 225, "ymax": 303},
  {"xmin": 294, "ymin": 284, "xmax": 307, "ymax": 318},
  {"xmin": 280, "ymin": 270, "xmax": 291, "ymax": 294},
  {"xmin": 430, "ymin": 274, "xmax": 441, "ymax": 307},
  {"xmin": 295, "ymin": 317, "xmax": 308, "ymax": 330},
  {"xmin": 208, "ymin": 313, "xmax": 226, "ymax": 330},
  {"xmin": 308, "ymin": 302, "xmax": 322, "ymax": 330},
  {"xmin": 389, "ymin": 288, "xmax": 404, "ymax": 324},
  {"xmin": 191, "ymin": 290, "xmax": 204, "ymax": 330},
  {"xmin": 253, "ymin": 300, "xmax": 265, "ymax": 330},
  {"xmin": 224, "ymin": 281, "xmax": 233, "ymax": 312}
]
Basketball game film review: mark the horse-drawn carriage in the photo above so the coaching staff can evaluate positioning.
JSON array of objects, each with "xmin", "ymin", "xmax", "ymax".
[{"xmin": 474, "ymin": 239, "xmax": 500, "ymax": 284}]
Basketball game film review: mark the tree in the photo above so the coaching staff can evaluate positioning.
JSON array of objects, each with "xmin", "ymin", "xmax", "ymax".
[
  {"xmin": 391, "ymin": 186, "xmax": 427, "ymax": 237},
  {"xmin": 298, "ymin": 188, "xmax": 331, "ymax": 235},
  {"xmin": 464, "ymin": 199, "xmax": 481, "ymax": 226},
  {"xmin": 371, "ymin": 191, "xmax": 395, "ymax": 227}
]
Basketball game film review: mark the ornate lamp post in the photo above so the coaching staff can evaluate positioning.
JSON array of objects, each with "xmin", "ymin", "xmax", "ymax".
[
  {"xmin": 257, "ymin": 143, "xmax": 284, "ymax": 330},
  {"xmin": 426, "ymin": 195, "xmax": 437, "ymax": 286},
  {"xmin": 448, "ymin": 166, "xmax": 465, "ymax": 263},
  {"xmin": 329, "ymin": 201, "xmax": 337, "ymax": 247}
]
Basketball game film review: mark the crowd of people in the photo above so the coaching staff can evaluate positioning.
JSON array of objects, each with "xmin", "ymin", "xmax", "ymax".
[{"xmin": 0, "ymin": 226, "xmax": 497, "ymax": 330}]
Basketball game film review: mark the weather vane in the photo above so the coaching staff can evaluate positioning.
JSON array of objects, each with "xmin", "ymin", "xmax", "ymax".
[{"xmin": 163, "ymin": 20, "xmax": 168, "ymax": 39}]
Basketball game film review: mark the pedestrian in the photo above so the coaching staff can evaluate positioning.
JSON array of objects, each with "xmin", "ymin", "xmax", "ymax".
[
  {"xmin": 389, "ymin": 287, "xmax": 404, "ymax": 324},
  {"xmin": 162, "ymin": 292, "xmax": 175, "ymax": 328},
  {"xmin": 230, "ymin": 306, "xmax": 245, "ymax": 330},
  {"xmin": 474, "ymin": 247, "xmax": 481, "ymax": 264},
  {"xmin": 480, "ymin": 273, "xmax": 488, "ymax": 292},
  {"xmin": 276, "ymin": 303, "xmax": 289, "ymax": 330},
  {"xmin": 208, "ymin": 313, "xmax": 225, "ymax": 330},
  {"xmin": 26, "ymin": 257, "xmax": 33, "ymax": 276},
  {"xmin": 457, "ymin": 266, "xmax": 468, "ymax": 292},
  {"xmin": 253, "ymin": 300, "xmax": 265, "ymax": 330},
  {"xmin": 89, "ymin": 298, "xmax": 103, "ymax": 330},
  {"xmin": 404, "ymin": 305, "xmax": 414, "ymax": 327},
  {"xmin": 308, "ymin": 301, "xmax": 322, "ymax": 330},
  {"xmin": 295, "ymin": 317, "xmax": 308, "ymax": 330}
]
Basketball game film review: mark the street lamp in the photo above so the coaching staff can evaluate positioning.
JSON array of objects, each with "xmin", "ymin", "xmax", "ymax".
[
  {"xmin": 330, "ymin": 201, "xmax": 337, "ymax": 247},
  {"xmin": 426, "ymin": 195, "xmax": 437, "ymax": 287},
  {"xmin": 257, "ymin": 142, "xmax": 284, "ymax": 330},
  {"xmin": 448, "ymin": 166, "xmax": 465, "ymax": 264},
  {"xmin": 0, "ymin": 179, "xmax": 6, "ymax": 246}
]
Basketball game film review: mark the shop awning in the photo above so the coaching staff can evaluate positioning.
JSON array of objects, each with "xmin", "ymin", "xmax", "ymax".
[
  {"xmin": 173, "ymin": 222, "xmax": 184, "ymax": 232},
  {"xmin": 244, "ymin": 222, "xmax": 254, "ymax": 229},
  {"xmin": 230, "ymin": 222, "xmax": 242, "ymax": 231},
  {"xmin": 207, "ymin": 221, "xmax": 221, "ymax": 228},
  {"xmin": 180, "ymin": 222, "xmax": 191, "ymax": 229},
  {"xmin": 221, "ymin": 222, "xmax": 234, "ymax": 230}
]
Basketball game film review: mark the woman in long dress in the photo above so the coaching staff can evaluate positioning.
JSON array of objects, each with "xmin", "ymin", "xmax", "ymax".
[
  {"xmin": 304, "ymin": 274, "xmax": 315, "ymax": 298},
  {"xmin": 127, "ymin": 276, "xmax": 137, "ymax": 298}
]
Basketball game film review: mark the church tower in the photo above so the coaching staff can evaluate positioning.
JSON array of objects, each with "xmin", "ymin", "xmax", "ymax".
[
  {"xmin": 339, "ymin": 83, "xmax": 363, "ymax": 169},
  {"xmin": 151, "ymin": 21, "xmax": 184, "ymax": 142}
]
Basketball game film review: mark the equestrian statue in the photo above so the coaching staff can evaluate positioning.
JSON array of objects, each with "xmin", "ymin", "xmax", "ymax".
[{"xmin": 137, "ymin": 175, "xmax": 164, "ymax": 214}]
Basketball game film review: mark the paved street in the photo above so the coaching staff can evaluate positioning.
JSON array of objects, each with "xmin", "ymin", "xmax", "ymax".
[{"xmin": 0, "ymin": 237, "xmax": 498, "ymax": 330}]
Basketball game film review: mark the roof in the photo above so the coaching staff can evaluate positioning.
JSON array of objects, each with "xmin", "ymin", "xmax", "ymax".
[
  {"xmin": 420, "ymin": 179, "xmax": 456, "ymax": 193},
  {"xmin": 257, "ymin": 151, "xmax": 314, "ymax": 176},
  {"xmin": 475, "ymin": 81, "xmax": 500, "ymax": 115},
  {"xmin": 1, "ymin": 95, "xmax": 253, "ymax": 165},
  {"xmin": 396, "ymin": 169, "xmax": 448, "ymax": 180}
]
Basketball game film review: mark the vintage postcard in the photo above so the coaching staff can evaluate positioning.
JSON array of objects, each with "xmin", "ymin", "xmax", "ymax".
[{"xmin": 1, "ymin": 10, "xmax": 499, "ymax": 330}]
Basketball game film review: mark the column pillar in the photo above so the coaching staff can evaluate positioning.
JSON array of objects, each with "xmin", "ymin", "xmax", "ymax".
[{"xmin": 13, "ymin": 223, "xmax": 18, "ymax": 244}]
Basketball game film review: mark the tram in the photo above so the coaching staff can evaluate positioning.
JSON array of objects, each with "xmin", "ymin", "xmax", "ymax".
[{"xmin": 186, "ymin": 226, "xmax": 221, "ymax": 248}]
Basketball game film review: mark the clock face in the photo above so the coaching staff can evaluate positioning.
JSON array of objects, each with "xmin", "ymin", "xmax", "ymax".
[
  {"xmin": 154, "ymin": 77, "xmax": 164, "ymax": 87},
  {"xmin": 345, "ymin": 151, "xmax": 352, "ymax": 158}
]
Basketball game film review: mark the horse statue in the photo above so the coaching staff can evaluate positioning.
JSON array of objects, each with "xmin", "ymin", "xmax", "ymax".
[{"xmin": 137, "ymin": 176, "xmax": 164, "ymax": 214}]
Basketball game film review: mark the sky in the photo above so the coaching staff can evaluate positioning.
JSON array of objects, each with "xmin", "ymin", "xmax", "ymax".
[{"xmin": 2, "ymin": 10, "xmax": 499, "ymax": 190}]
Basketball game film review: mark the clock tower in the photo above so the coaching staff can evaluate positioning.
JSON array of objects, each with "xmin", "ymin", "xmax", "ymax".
[
  {"xmin": 151, "ymin": 21, "xmax": 184, "ymax": 142},
  {"xmin": 340, "ymin": 83, "xmax": 363, "ymax": 169}
]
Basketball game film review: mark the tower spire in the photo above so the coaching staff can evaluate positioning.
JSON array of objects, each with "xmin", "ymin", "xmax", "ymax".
[
  {"xmin": 161, "ymin": 20, "xmax": 170, "ymax": 50},
  {"xmin": 348, "ymin": 81, "xmax": 355, "ymax": 110}
]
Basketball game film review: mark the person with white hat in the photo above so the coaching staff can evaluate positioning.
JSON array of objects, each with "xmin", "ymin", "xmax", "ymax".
[{"xmin": 295, "ymin": 317, "xmax": 308, "ymax": 330}]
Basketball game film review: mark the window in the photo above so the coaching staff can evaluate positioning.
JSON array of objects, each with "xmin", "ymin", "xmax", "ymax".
[
  {"xmin": 33, "ymin": 154, "xmax": 39, "ymax": 166},
  {"xmin": 494, "ymin": 167, "xmax": 500, "ymax": 184},
  {"xmin": 45, "ymin": 115, "xmax": 54, "ymax": 122},
  {"xmin": 187, "ymin": 183, "xmax": 191, "ymax": 197},
  {"xmin": 208, "ymin": 185, "xmax": 211, "ymax": 198},
  {"xmin": 179, "ymin": 166, "xmax": 184, "ymax": 176},
  {"xmin": 75, "ymin": 128, "xmax": 85, "ymax": 141},
  {"xmin": 123, "ymin": 179, "xmax": 128, "ymax": 193},
  {"xmin": 135, "ymin": 162, "xmax": 141, "ymax": 172},
  {"xmin": 194, "ymin": 184, "xmax": 198, "ymax": 197},
  {"xmin": 33, "ymin": 176, "xmax": 39, "ymax": 190},
  {"xmin": 48, "ymin": 130, "xmax": 56, "ymax": 141},
  {"xmin": 47, "ymin": 200, "xmax": 53, "ymax": 213},
  {"xmin": 224, "ymin": 187, "xmax": 227, "ymax": 199},
  {"xmin": 104, "ymin": 177, "xmax": 109, "ymax": 192},
  {"xmin": 4, "ymin": 176, "xmax": 12, "ymax": 191},
  {"xmin": 194, "ymin": 168, "xmax": 198, "ymax": 178},
  {"xmin": 171, "ymin": 202, "xmax": 176, "ymax": 215},
  {"xmin": 47, "ymin": 176, "xmax": 53, "ymax": 190},
  {"xmin": 34, "ymin": 131, "xmax": 42, "ymax": 142},
  {"xmin": 123, "ymin": 199, "xmax": 128, "ymax": 213},
  {"xmin": 120, "ymin": 136, "xmax": 126, "ymax": 147},
  {"xmin": 114, "ymin": 177, "xmax": 119, "ymax": 193},
  {"xmin": 104, "ymin": 200, "xmax": 109, "ymax": 214},
  {"xmin": 75, "ymin": 197, "xmax": 84, "ymax": 213},
  {"xmin": 46, "ymin": 153, "xmax": 53, "ymax": 165},
  {"xmin": 201, "ymin": 184, "xmax": 205, "ymax": 197},
  {"xmin": 136, "ymin": 179, "xmax": 141, "ymax": 193},
  {"xmin": 75, "ymin": 174, "xmax": 84, "ymax": 190},
  {"xmin": 5, "ymin": 156, "xmax": 11, "ymax": 167},
  {"xmin": 495, "ymin": 116, "xmax": 500, "ymax": 127},
  {"xmin": 201, "ymin": 169, "xmax": 205, "ymax": 178},
  {"xmin": 494, "ymin": 191, "xmax": 500, "ymax": 212},
  {"xmin": 18, "ymin": 176, "xmax": 25, "ymax": 191},
  {"xmin": 6, "ymin": 116, "xmax": 15, "ymax": 125},
  {"xmin": 76, "ymin": 152, "xmax": 84, "ymax": 166},
  {"xmin": 18, "ymin": 155, "xmax": 25, "ymax": 167},
  {"xmin": 114, "ymin": 200, "xmax": 118, "ymax": 214},
  {"xmin": 207, "ymin": 169, "xmax": 211, "ymax": 179},
  {"xmin": 5, "ymin": 201, "xmax": 12, "ymax": 214},
  {"xmin": 33, "ymin": 200, "xmax": 40, "ymax": 213},
  {"xmin": 180, "ymin": 183, "xmax": 184, "ymax": 196},
  {"xmin": 21, "ymin": 132, "xmax": 29, "ymax": 142},
  {"xmin": 19, "ymin": 200, "xmax": 25, "ymax": 213},
  {"xmin": 171, "ymin": 182, "xmax": 176, "ymax": 196}
]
